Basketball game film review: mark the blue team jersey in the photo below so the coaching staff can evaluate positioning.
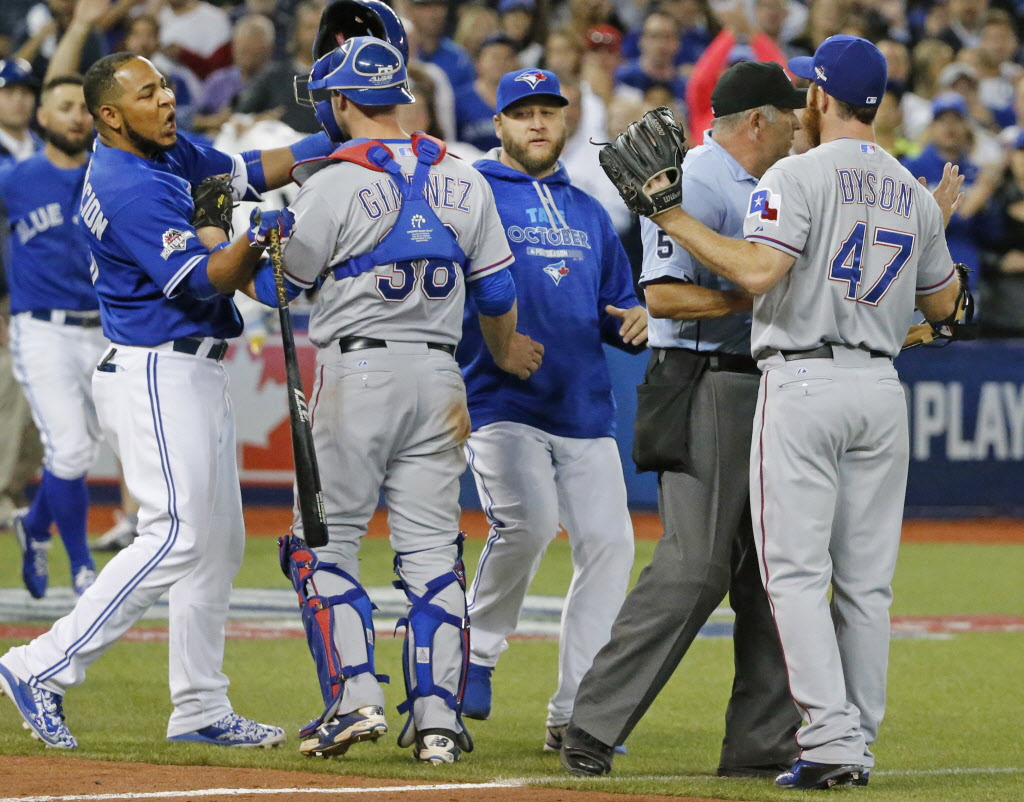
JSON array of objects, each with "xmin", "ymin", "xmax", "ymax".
[
  {"xmin": 80, "ymin": 134, "xmax": 243, "ymax": 345},
  {"xmin": 458, "ymin": 156, "xmax": 641, "ymax": 440},
  {"xmin": 1, "ymin": 152, "xmax": 95, "ymax": 314},
  {"xmin": 454, "ymin": 84, "xmax": 500, "ymax": 152}
]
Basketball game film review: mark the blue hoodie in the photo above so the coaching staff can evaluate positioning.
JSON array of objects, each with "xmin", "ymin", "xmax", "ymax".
[{"xmin": 457, "ymin": 154, "xmax": 643, "ymax": 439}]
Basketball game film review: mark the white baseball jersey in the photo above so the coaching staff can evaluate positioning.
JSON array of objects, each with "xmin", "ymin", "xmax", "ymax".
[
  {"xmin": 283, "ymin": 145, "xmax": 513, "ymax": 348},
  {"xmin": 743, "ymin": 139, "xmax": 956, "ymax": 357}
]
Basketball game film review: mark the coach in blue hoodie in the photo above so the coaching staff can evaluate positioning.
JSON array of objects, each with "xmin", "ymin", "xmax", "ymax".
[{"xmin": 457, "ymin": 68, "xmax": 648, "ymax": 750}]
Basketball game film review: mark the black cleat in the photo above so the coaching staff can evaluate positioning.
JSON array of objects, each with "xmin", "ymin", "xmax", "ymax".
[
  {"xmin": 560, "ymin": 722, "xmax": 614, "ymax": 776},
  {"xmin": 718, "ymin": 761, "xmax": 796, "ymax": 779}
]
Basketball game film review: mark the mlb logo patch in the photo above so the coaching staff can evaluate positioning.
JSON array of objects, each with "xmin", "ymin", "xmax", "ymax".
[
  {"xmin": 747, "ymin": 189, "xmax": 781, "ymax": 222},
  {"xmin": 861, "ymin": 143, "xmax": 876, "ymax": 154},
  {"xmin": 160, "ymin": 228, "xmax": 194, "ymax": 259}
]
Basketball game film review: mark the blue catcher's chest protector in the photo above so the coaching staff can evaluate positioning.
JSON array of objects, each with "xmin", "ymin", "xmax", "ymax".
[{"xmin": 330, "ymin": 134, "xmax": 467, "ymax": 281}]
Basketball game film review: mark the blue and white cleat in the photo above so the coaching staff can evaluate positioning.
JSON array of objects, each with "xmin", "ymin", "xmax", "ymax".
[
  {"xmin": 168, "ymin": 712, "xmax": 285, "ymax": 747},
  {"xmin": 461, "ymin": 662, "xmax": 493, "ymax": 720},
  {"xmin": 0, "ymin": 662, "xmax": 77, "ymax": 749},
  {"xmin": 775, "ymin": 759, "xmax": 865, "ymax": 789},
  {"xmin": 14, "ymin": 515, "xmax": 50, "ymax": 599},
  {"xmin": 299, "ymin": 705, "xmax": 387, "ymax": 757}
]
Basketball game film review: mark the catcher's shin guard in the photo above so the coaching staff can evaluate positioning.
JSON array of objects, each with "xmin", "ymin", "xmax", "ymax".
[
  {"xmin": 393, "ymin": 538, "xmax": 473, "ymax": 753},
  {"xmin": 279, "ymin": 535, "xmax": 388, "ymax": 736}
]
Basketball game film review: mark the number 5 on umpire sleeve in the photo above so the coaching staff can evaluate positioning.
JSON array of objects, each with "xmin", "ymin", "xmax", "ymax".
[{"xmin": 656, "ymin": 229, "xmax": 674, "ymax": 259}]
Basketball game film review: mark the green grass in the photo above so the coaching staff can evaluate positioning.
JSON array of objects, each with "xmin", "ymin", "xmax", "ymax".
[{"xmin": 0, "ymin": 527, "xmax": 1022, "ymax": 801}]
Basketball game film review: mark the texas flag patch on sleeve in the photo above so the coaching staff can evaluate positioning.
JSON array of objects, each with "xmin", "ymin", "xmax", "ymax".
[{"xmin": 747, "ymin": 188, "xmax": 781, "ymax": 222}]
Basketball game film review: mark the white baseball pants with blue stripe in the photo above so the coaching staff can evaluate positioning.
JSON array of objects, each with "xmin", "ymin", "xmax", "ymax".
[
  {"xmin": 1, "ymin": 344, "xmax": 245, "ymax": 737},
  {"xmin": 465, "ymin": 421, "xmax": 634, "ymax": 727}
]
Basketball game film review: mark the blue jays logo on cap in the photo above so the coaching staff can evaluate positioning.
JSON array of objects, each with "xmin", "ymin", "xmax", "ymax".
[
  {"xmin": 516, "ymin": 70, "xmax": 547, "ymax": 89},
  {"xmin": 788, "ymin": 35, "xmax": 887, "ymax": 108},
  {"xmin": 496, "ymin": 68, "xmax": 569, "ymax": 114}
]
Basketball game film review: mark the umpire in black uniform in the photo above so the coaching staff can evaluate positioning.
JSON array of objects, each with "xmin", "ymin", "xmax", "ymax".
[{"xmin": 561, "ymin": 62, "xmax": 805, "ymax": 778}]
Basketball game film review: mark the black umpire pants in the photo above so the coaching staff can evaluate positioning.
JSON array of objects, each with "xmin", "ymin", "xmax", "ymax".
[{"xmin": 570, "ymin": 348, "xmax": 800, "ymax": 770}]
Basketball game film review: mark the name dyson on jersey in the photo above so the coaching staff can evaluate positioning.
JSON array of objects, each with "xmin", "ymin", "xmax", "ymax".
[{"xmin": 835, "ymin": 169, "xmax": 913, "ymax": 218}]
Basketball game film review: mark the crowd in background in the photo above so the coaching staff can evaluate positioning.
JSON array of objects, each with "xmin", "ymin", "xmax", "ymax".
[{"xmin": 2, "ymin": 0, "xmax": 1024, "ymax": 336}]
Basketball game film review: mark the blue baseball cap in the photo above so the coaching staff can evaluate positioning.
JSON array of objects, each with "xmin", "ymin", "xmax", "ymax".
[
  {"xmin": 788, "ymin": 35, "xmax": 887, "ymax": 108},
  {"xmin": 498, "ymin": 0, "xmax": 534, "ymax": 12},
  {"xmin": 0, "ymin": 58, "xmax": 38, "ymax": 90},
  {"xmin": 931, "ymin": 91, "xmax": 969, "ymax": 118},
  {"xmin": 496, "ymin": 68, "xmax": 568, "ymax": 114}
]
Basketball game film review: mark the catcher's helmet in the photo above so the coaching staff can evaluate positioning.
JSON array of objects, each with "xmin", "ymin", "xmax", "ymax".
[
  {"xmin": 312, "ymin": 0, "xmax": 408, "ymax": 62},
  {"xmin": 297, "ymin": 36, "xmax": 414, "ymax": 142},
  {"xmin": 0, "ymin": 58, "xmax": 38, "ymax": 90}
]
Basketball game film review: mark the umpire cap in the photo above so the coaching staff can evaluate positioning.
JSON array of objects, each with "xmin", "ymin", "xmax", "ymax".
[
  {"xmin": 0, "ymin": 59, "xmax": 38, "ymax": 90},
  {"xmin": 313, "ymin": 0, "xmax": 408, "ymax": 62},
  {"xmin": 711, "ymin": 62, "xmax": 805, "ymax": 118}
]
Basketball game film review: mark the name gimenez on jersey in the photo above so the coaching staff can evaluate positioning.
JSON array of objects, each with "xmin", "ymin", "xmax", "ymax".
[
  {"xmin": 835, "ymin": 168, "xmax": 913, "ymax": 219},
  {"xmin": 80, "ymin": 180, "xmax": 109, "ymax": 240},
  {"xmin": 358, "ymin": 173, "xmax": 472, "ymax": 219}
]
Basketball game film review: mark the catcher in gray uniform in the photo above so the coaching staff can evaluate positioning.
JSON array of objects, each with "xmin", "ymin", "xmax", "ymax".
[
  {"xmin": 600, "ymin": 36, "xmax": 967, "ymax": 790},
  {"xmin": 273, "ymin": 37, "xmax": 542, "ymax": 764}
]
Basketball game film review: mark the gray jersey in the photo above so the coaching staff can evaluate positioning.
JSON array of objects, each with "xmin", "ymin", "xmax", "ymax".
[
  {"xmin": 743, "ymin": 139, "xmax": 956, "ymax": 357},
  {"xmin": 283, "ymin": 143, "xmax": 514, "ymax": 348}
]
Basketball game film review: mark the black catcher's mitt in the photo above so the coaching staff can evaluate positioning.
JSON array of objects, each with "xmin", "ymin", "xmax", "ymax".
[
  {"xmin": 190, "ymin": 174, "xmax": 236, "ymax": 237},
  {"xmin": 598, "ymin": 107, "xmax": 687, "ymax": 217},
  {"xmin": 903, "ymin": 262, "xmax": 977, "ymax": 349}
]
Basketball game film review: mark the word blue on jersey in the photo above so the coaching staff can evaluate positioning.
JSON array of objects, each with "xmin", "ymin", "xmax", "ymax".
[
  {"xmin": 80, "ymin": 134, "xmax": 243, "ymax": 346},
  {"xmin": 458, "ymin": 156, "xmax": 641, "ymax": 440},
  {"xmin": 1, "ymin": 152, "xmax": 95, "ymax": 314}
]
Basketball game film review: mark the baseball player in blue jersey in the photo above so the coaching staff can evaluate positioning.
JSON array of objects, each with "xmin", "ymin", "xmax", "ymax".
[
  {"xmin": 272, "ymin": 37, "xmax": 539, "ymax": 764},
  {"xmin": 0, "ymin": 58, "xmax": 46, "ymax": 531},
  {"xmin": 626, "ymin": 37, "xmax": 963, "ymax": 789},
  {"xmin": 4, "ymin": 74, "xmax": 103, "ymax": 601},
  {"xmin": 0, "ymin": 50, "xmax": 338, "ymax": 750},
  {"xmin": 458, "ymin": 68, "xmax": 647, "ymax": 752}
]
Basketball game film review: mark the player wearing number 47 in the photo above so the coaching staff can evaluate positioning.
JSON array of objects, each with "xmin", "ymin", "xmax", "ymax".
[
  {"xmin": 265, "ymin": 36, "xmax": 541, "ymax": 764},
  {"xmin": 456, "ymin": 68, "xmax": 647, "ymax": 752},
  {"xmin": 626, "ymin": 36, "xmax": 964, "ymax": 790}
]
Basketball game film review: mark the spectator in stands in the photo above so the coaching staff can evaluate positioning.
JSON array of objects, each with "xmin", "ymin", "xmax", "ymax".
[
  {"xmin": 455, "ymin": 33, "xmax": 518, "ymax": 152},
  {"xmin": 978, "ymin": 132, "xmax": 1024, "ymax": 337},
  {"xmin": 122, "ymin": 13, "xmax": 202, "ymax": 134},
  {"xmin": 0, "ymin": 59, "xmax": 42, "ymax": 168},
  {"xmin": 498, "ymin": 0, "xmax": 545, "ymax": 68},
  {"xmin": 935, "ymin": 61, "xmax": 1002, "ymax": 164},
  {"xmin": 974, "ymin": 10, "xmax": 1021, "ymax": 130},
  {"xmin": 620, "ymin": 0, "xmax": 712, "ymax": 70},
  {"xmin": 14, "ymin": 0, "xmax": 107, "ymax": 83},
  {"xmin": 581, "ymin": 24, "xmax": 637, "ymax": 108},
  {"xmin": 614, "ymin": 10, "xmax": 685, "ymax": 105},
  {"xmin": 400, "ymin": 60, "xmax": 480, "ymax": 161},
  {"xmin": 788, "ymin": 0, "xmax": 856, "ymax": 57},
  {"xmin": 542, "ymin": 25, "xmax": 583, "ymax": 79},
  {"xmin": 229, "ymin": 0, "xmax": 293, "ymax": 57},
  {"xmin": 936, "ymin": 0, "xmax": 989, "ymax": 54},
  {"xmin": 404, "ymin": 14, "xmax": 457, "ymax": 142},
  {"xmin": 684, "ymin": 4, "xmax": 789, "ymax": 144},
  {"xmin": 904, "ymin": 92, "xmax": 992, "ymax": 290},
  {"xmin": 235, "ymin": 0, "xmax": 322, "ymax": 135},
  {"xmin": 156, "ymin": 0, "xmax": 233, "ymax": 81},
  {"xmin": 408, "ymin": 0, "xmax": 474, "ymax": 91},
  {"xmin": 193, "ymin": 14, "xmax": 276, "ymax": 136},
  {"xmin": 904, "ymin": 38, "xmax": 955, "ymax": 141},
  {"xmin": 453, "ymin": 4, "xmax": 500, "ymax": 63},
  {"xmin": 875, "ymin": 81, "xmax": 919, "ymax": 162}
]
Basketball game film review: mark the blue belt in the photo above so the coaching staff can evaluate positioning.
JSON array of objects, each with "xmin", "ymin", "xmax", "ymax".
[{"xmin": 30, "ymin": 310, "xmax": 101, "ymax": 328}]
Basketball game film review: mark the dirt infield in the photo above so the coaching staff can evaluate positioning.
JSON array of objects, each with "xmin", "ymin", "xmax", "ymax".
[
  {"xmin": 84, "ymin": 506, "xmax": 1024, "ymax": 545},
  {"xmin": 0, "ymin": 756, "xmax": 738, "ymax": 802}
]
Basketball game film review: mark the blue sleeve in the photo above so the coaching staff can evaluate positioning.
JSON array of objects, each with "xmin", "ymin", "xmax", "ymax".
[
  {"xmin": 173, "ymin": 133, "xmax": 235, "ymax": 184},
  {"xmin": 111, "ymin": 191, "xmax": 212, "ymax": 298},
  {"xmin": 252, "ymin": 260, "xmax": 304, "ymax": 308},
  {"xmin": 466, "ymin": 267, "xmax": 516, "ymax": 316},
  {"xmin": 595, "ymin": 206, "xmax": 646, "ymax": 354}
]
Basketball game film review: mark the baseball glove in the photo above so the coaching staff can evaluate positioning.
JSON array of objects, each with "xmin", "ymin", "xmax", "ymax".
[
  {"xmin": 190, "ymin": 174, "xmax": 236, "ymax": 236},
  {"xmin": 598, "ymin": 106, "xmax": 687, "ymax": 217},
  {"xmin": 902, "ymin": 263, "xmax": 977, "ymax": 349}
]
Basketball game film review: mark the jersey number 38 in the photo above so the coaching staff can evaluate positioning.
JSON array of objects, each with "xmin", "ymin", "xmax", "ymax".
[
  {"xmin": 828, "ymin": 222, "xmax": 915, "ymax": 306},
  {"xmin": 376, "ymin": 258, "xmax": 458, "ymax": 302}
]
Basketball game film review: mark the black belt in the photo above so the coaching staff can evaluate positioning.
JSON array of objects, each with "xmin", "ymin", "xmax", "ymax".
[
  {"xmin": 658, "ymin": 347, "xmax": 759, "ymax": 374},
  {"xmin": 338, "ymin": 336, "xmax": 456, "ymax": 356},
  {"xmin": 780, "ymin": 344, "xmax": 890, "ymax": 361},
  {"xmin": 30, "ymin": 310, "xmax": 101, "ymax": 328},
  {"xmin": 171, "ymin": 338, "xmax": 229, "ymax": 361}
]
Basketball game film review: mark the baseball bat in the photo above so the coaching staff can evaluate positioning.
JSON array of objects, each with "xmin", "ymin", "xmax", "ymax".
[{"xmin": 267, "ymin": 226, "xmax": 329, "ymax": 548}]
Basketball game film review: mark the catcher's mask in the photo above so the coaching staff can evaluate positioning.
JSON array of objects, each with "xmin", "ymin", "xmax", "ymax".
[
  {"xmin": 296, "ymin": 36, "xmax": 414, "ymax": 142},
  {"xmin": 312, "ymin": 0, "xmax": 409, "ymax": 62}
]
